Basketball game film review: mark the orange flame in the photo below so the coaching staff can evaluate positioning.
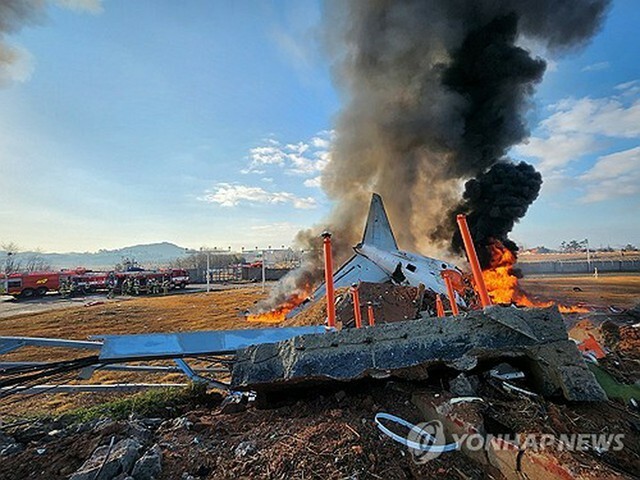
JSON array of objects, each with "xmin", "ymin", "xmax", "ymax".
[
  {"xmin": 246, "ymin": 288, "xmax": 311, "ymax": 324},
  {"xmin": 482, "ymin": 240, "xmax": 588, "ymax": 313}
]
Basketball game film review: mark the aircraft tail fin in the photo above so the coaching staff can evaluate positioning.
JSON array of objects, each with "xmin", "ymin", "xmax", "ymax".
[{"xmin": 362, "ymin": 193, "xmax": 398, "ymax": 250}]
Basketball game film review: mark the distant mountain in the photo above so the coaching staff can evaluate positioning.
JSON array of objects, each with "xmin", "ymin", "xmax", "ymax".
[{"xmin": 1, "ymin": 242, "xmax": 191, "ymax": 271}]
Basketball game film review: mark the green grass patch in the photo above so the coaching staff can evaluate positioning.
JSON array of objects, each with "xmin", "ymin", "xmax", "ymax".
[
  {"xmin": 62, "ymin": 382, "xmax": 209, "ymax": 424},
  {"xmin": 588, "ymin": 364, "xmax": 640, "ymax": 404}
]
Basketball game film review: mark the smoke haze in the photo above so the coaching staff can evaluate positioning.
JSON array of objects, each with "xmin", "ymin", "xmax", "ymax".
[
  {"xmin": 255, "ymin": 0, "xmax": 610, "ymax": 310},
  {"xmin": 0, "ymin": 0, "xmax": 102, "ymax": 86}
]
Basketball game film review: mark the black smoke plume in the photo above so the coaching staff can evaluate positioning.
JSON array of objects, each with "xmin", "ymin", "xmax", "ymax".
[
  {"xmin": 451, "ymin": 162, "xmax": 543, "ymax": 268},
  {"xmin": 258, "ymin": 0, "xmax": 611, "ymax": 310}
]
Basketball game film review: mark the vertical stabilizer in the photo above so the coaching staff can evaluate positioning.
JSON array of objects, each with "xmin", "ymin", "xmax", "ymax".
[{"xmin": 361, "ymin": 193, "xmax": 398, "ymax": 250}]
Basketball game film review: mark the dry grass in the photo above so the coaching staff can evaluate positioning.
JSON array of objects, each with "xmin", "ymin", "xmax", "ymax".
[
  {"xmin": 520, "ymin": 273, "xmax": 640, "ymax": 309},
  {"xmin": 0, "ymin": 287, "xmax": 265, "ymax": 418}
]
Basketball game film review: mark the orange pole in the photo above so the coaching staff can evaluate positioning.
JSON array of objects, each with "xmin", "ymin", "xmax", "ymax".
[
  {"xmin": 456, "ymin": 214, "xmax": 492, "ymax": 308},
  {"xmin": 435, "ymin": 294, "xmax": 445, "ymax": 317},
  {"xmin": 322, "ymin": 231, "xmax": 336, "ymax": 328},
  {"xmin": 444, "ymin": 276, "xmax": 459, "ymax": 315},
  {"xmin": 351, "ymin": 283, "xmax": 363, "ymax": 328},
  {"xmin": 367, "ymin": 303, "xmax": 375, "ymax": 326}
]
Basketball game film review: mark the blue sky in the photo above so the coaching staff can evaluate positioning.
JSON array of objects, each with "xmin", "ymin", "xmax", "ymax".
[{"xmin": 1, "ymin": 0, "xmax": 639, "ymax": 253}]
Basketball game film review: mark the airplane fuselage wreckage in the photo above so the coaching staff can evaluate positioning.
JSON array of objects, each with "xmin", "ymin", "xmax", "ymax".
[{"xmin": 288, "ymin": 193, "xmax": 466, "ymax": 318}]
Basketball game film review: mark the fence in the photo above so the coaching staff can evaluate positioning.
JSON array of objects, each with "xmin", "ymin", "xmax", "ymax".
[
  {"xmin": 186, "ymin": 267, "xmax": 292, "ymax": 283},
  {"xmin": 518, "ymin": 259, "xmax": 640, "ymax": 275}
]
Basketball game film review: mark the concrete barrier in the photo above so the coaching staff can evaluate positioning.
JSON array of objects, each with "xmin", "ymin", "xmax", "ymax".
[{"xmin": 518, "ymin": 260, "xmax": 640, "ymax": 275}]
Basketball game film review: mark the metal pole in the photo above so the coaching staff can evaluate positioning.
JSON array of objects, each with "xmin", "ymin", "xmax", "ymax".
[
  {"xmin": 435, "ymin": 294, "xmax": 445, "ymax": 317},
  {"xmin": 206, "ymin": 250, "xmax": 210, "ymax": 293},
  {"xmin": 261, "ymin": 249, "xmax": 266, "ymax": 293},
  {"xmin": 456, "ymin": 214, "xmax": 492, "ymax": 308},
  {"xmin": 443, "ymin": 276, "xmax": 459, "ymax": 315},
  {"xmin": 585, "ymin": 238, "xmax": 591, "ymax": 270},
  {"xmin": 367, "ymin": 302, "xmax": 375, "ymax": 326},
  {"xmin": 322, "ymin": 232, "xmax": 336, "ymax": 328},
  {"xmin": 351, "ymin": 283, "xmax": 362, "ymax": 328}
]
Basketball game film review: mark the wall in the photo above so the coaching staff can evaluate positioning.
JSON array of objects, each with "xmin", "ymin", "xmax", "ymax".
[{"xmin": 518, "ymin": 260, "xmax": 640, "ymax": 275}]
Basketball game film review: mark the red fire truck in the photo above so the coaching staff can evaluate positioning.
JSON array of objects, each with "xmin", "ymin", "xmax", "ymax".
[
  {"xmin": 0, "ymin": 268, "xmax": 189, "ymax": 298},
  {"xmin": 0, "ymin": 271, "xmax": 69, "ymax": 298}
]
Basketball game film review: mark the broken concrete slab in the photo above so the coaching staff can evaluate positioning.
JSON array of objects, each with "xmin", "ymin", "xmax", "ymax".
[
  {"xmin": 232, "ymin": 306, "xmax": 606, "ymax": 402},
  {"xmin": 70, "ymin": 438, "xmax": 141, "ymax": 480},
  {"xmin": 131, "ymin": 444, "xmax": 162, "ymax": 480}
]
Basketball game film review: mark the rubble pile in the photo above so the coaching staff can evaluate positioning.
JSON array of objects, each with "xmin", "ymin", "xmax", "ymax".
[
  {"xmin": 334, "ymin": 282, "xmax": 423, "ymax": 327},
  {"xmin": 0, "ymin": 369, "xmax": 638, "ymax": 480},
  {"xmin": 284, "ymin": 282, "xmax": 425, "ymax": 328}
]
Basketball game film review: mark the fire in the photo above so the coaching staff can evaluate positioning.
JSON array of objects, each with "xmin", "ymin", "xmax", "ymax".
[
  {"xmin": 482, "ymin": 240, "xmax": 588, "ymax": 313},
  {"xmin": 246, "ymin": 288, "xmax": 311, "ymax": 324}
]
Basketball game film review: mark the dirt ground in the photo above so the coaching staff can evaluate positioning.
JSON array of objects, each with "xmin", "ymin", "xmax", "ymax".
[{"xmin": 520, "ymin": 273, "xmax": 640, "ymax": 309}]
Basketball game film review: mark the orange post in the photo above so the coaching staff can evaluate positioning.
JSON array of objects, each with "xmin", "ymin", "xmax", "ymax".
[
  {"xmin": 367, "ymin": 302, "xmax": 375, "ymax": 326},
  {"xmin": 351, "ymin": 283, "xmax": 363, "ymax": 328},
  {"xmin": 456, "ymin": 214, "xmax": 492, "ymax": 308},
  {"xmin": 435, "ymin": 294, "xmax": 445, "ymax": 317},
  {"xmin": 443, "ymin": 276, "xmax": 459, "ymax": 315},
  {"xmin": 322, "ymin": 231, "xmax": 337, "ymax": 328}
]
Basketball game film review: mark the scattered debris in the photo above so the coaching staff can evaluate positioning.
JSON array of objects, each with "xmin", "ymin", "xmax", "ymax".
[
  {"xmin": 489, "ymin": 363, "xmax": 525, "ymax": 381},
  {"xmin": 234, "ymin": 440, "xmax": 257, "ymax": 458},
  {"xmin": 131, "ymin": 444, "xmax": 162, "ymax": 480},
  {"xmin": 70, "ymin": 438, "xmax": 141, "ymax": 480}
]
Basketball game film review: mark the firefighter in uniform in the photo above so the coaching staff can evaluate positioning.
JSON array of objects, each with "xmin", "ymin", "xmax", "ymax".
[
  {"xmin": 106, "ymin": 272, "xmax": 116, "ymax": 299},
  {"xmin": 122, "ymin": 278, "xmax": 131, "ymax": 296},
  {"xmin": 59, "ymin": 278, "xmax": 71, "ymax": 298}
]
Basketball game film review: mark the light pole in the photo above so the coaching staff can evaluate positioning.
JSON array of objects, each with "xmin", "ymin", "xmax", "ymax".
[
  {"xmin": 585, "ymin": 238, "xmax": 591, "ymax": 270},
  {"xmin": 201, "ymin": 247, "xmax": 211, "ymax": 293},
  {"xmin": 206, "ymin": 250, "xmax": 211, "ymax": 293},
  {"xmin": 261, "ymin": 248, "xmax": 266, "ymax": 293}
]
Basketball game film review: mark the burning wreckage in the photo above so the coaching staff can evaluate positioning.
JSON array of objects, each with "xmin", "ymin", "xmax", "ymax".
[{"xmin": 2, "ymin": 194, "xmax": 639, "ymax": 478}]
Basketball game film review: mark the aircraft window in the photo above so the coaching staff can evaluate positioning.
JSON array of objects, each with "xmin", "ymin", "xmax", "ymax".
[{"xmin": 406, "ymin": 264, "xmax": 417, "ymax": 272}]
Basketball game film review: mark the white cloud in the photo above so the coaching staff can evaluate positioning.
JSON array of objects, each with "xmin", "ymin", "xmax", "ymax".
[
  {"xmin": 579, "ymin": 147, "xmax": 640, "ymax": 203},
  {"xmin": 200, "ymin": 183, "xmax": 316, "ymax": 209},
  {"xmin": 542, "ymin": 96, "xmax": 640, "ymax": 138},
  {"xmin": 581, "ymin": 61, "xmax": 609, "ymax": 72},
  {"xmin": 514, "ymin": 133, "xmax": 598, "ymax": 173},
  {"xmin": 515, "ymin": 87, "xmax": 640, "ymax": 178},
  {"xmin": 242, "ymin": 130, "xmax": 333, "ymax": 178},
  {"xmin": 55, "ymin": 0, "xmax": 104, "ymax": 14},
  {"xmin": 248, "ymin": 145, "xmax": 287, "ymax": 167},
  {"xmin": 303, "ymin": 176, "xmax": 322, "ymax": 188},
  {"xmin": 615, "ymin": 80, "xmax": 640, "ymax": 97}
]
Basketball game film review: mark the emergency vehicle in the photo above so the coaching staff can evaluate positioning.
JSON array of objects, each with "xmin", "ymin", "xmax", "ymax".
[{"xmin": 0, "ymin": 268, "xmax": 189, "ymax": 298}]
